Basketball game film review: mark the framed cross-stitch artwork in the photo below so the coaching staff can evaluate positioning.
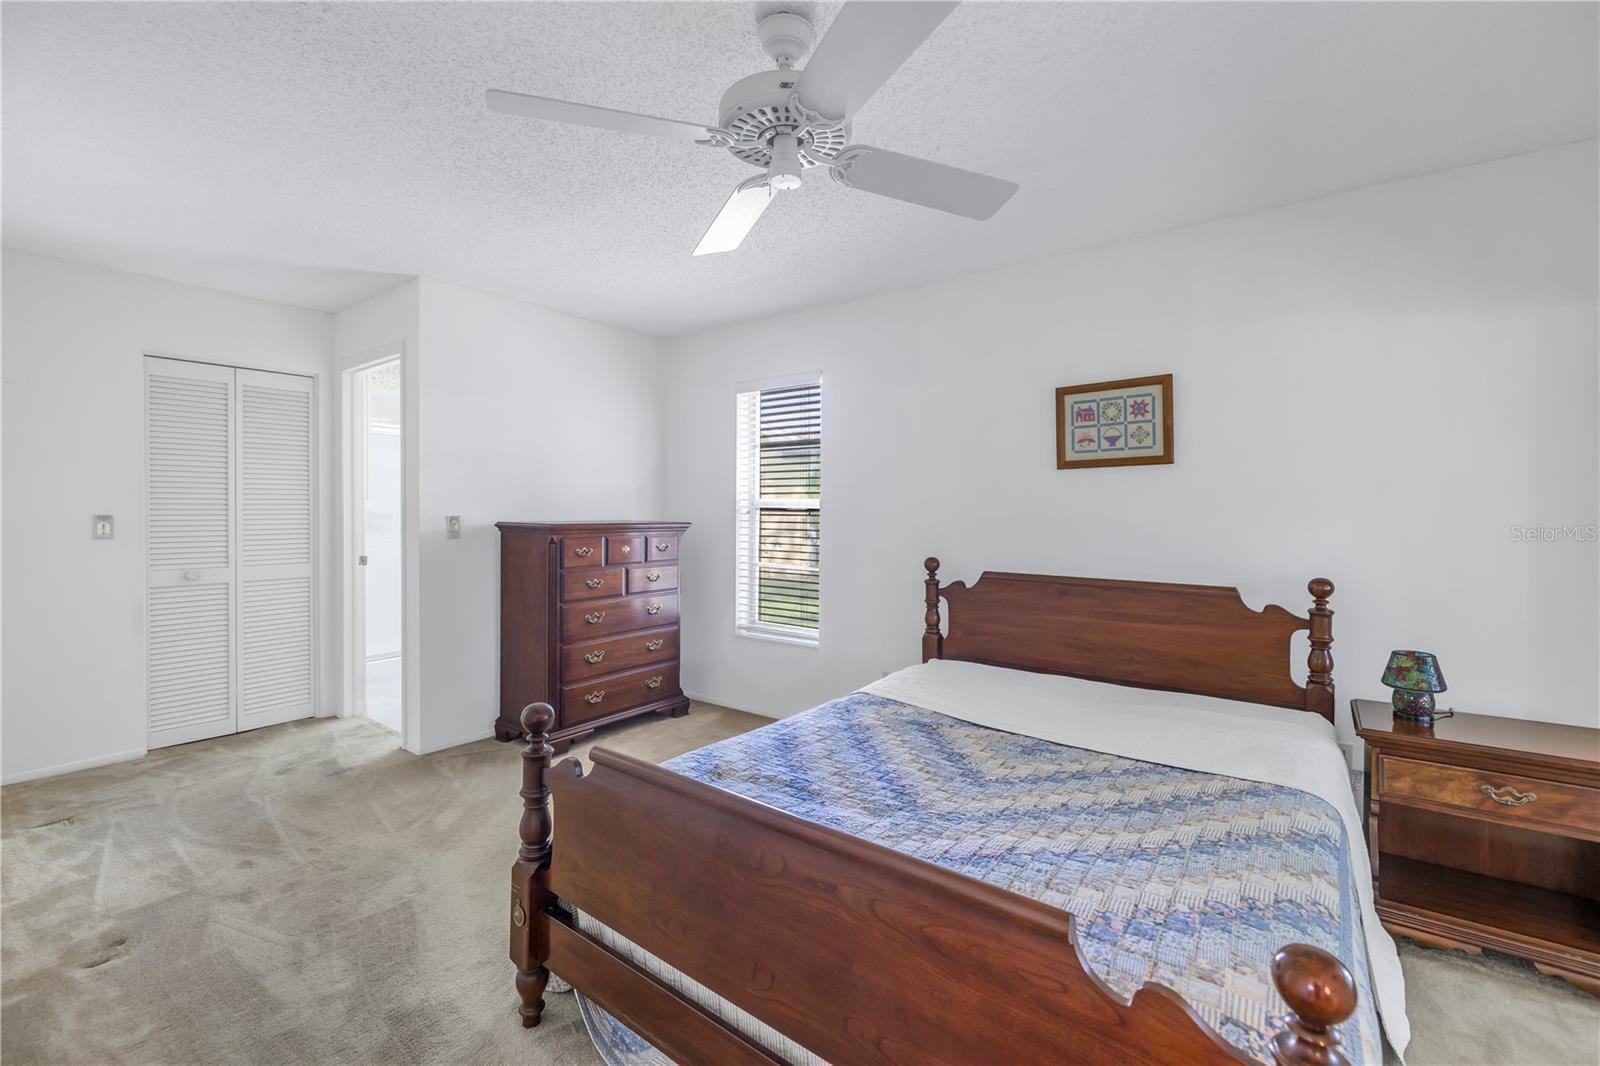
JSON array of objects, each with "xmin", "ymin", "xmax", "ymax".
[{"xmin": 1055, "ymin": 373, "xmax": 1174, "ymax": 469}]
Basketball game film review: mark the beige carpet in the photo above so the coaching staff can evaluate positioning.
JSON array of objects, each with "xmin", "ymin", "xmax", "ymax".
[{"xmin": 3, "ymin": 707, "xmax": 1597, "ymax": 1065}]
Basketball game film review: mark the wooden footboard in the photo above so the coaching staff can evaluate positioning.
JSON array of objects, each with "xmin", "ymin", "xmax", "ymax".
[{"xmin": 510, "ymin": 704, "xmax": 1359, "ymax": 1066}]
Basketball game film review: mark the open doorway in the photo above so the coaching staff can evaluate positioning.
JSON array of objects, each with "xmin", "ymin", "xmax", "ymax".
[{"xmin": 350, "ymin": 358, "xmax": 403, "ymax": 735}]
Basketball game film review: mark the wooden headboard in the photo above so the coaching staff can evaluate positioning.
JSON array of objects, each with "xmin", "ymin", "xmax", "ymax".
[{"xmin": 920, "ymin": 558, "xmax": 1335, "ymax": 722}]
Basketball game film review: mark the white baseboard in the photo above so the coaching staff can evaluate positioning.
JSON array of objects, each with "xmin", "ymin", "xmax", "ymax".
[
  {"xmin": 416, "ymin": 728, "xmax": 495, "ymax": 756},
  {"xmin": 683, "ymin": 691, "xmax": 782, "ymax": 720},
  {"xmin": 2, "ymin": 747, "xmax": 148, "ymax": 786}
]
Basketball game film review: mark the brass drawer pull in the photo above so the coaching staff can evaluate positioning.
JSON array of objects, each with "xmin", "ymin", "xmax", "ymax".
[
  {"xmin": 645, "ymin": 676, "xmax": 664, "ymax": 689},
  {"xmin": 655, "ymin": 542, "xmax": 671, "ymax": 552},
  {"xmin": 646, "ymin": 570, "xmax": 661, "ymax": 582},
  {"xmin": 573, "ymin": 545, "xmax": 594, "ymax": 558},
  {"xmin": 584, "ymin": 611, "xmax": 605, "ymax": 624},
  {"xmin": 584, "ymin": 690, "xmax": 605, "ymax": 705},
  {"xmin": 585, "ymin": 577, "xmax": 604, "ymax": 589},
  {"xmin": 644, "ymin": 639, "xmax": 664, "ymax": 652},
  {"xmin": 1480, "ymin": 783, "xmax": 1537, "ymax": 807},
  {"xmin": 619, "ymin": 543, "xmax": 631, "ymax": 555},
  {"xmin": 645, "ymin": 602, "xmax": 663, "ymax": 615},
  {"xmin": 583, "ymin": 650, "xmax": 606, "ymax": 664}
]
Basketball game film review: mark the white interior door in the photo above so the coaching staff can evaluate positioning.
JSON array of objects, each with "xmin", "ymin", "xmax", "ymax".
[
  {"xmin": 146, "ymin": 358, "xmax": 238, "ymax": 747},
  {"xmin": 146, "ymin": 358, "xmax": 315, "ymax": 749},
  {"xmin": 236, "ymin": 369, "xmax": 315, "ymax": 731}
]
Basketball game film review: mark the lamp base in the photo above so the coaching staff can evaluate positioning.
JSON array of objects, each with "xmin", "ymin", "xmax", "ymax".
[{"xmin": 1392, "ymin": 689, "xmax": 1437, "ymax": 724}]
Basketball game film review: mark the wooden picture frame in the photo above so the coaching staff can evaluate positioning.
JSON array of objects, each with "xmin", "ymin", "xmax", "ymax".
[{"xmin": 1056, "ymin": 373, "xmax": 1174, "ymax": 469}]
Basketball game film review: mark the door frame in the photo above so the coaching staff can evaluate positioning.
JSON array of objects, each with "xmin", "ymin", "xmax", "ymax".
[
  {"xmin": 141, "ymin": 352, "xmax": 322, "ymax": 749},
  {"xmin": 341, "ymin": 347, "xmax": 409, "ymax": 748}
]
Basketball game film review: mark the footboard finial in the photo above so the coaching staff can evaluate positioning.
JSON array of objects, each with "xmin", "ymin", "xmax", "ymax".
[
  {"xmin": 1305, "ymin": 578, "xmax": 1335, "ymax": 723},
  {"xmin": 1270, "ymin": 943, "xmax": 1357, "ymax": 1066},
  {"xmin": 512, "ymin": 702, "xmax": 556, "ymax": 1027},
  {"xmin": 923, "ymin": 557, "xmax": 942, "ymax": 663}
]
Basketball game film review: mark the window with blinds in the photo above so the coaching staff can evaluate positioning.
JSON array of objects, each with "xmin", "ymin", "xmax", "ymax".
[{"xmin": 736, "ymin": 377, "xmax": 821, "ymax": 644}]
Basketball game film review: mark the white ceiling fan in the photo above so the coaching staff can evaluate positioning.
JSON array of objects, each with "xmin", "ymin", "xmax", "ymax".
[{"xmin": 486, "ymin": 1, "xmax": 1019, "ymax": 255}]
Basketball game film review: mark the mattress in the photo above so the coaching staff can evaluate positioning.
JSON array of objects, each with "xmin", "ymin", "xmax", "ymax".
[{"xmin": 566, "ymin": 664, "xmax": 1404, "ymax": 1065}]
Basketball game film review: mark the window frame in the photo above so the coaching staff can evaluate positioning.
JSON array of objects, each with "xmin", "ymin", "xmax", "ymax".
[{"xmin": 734, "ymin": 372, "xmax": 822, "ymax": 648}]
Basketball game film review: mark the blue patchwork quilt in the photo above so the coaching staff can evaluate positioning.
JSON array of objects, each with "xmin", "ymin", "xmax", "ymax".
[{"xmin": 573, "ymin": 692, "xmax": 1382, "ymax": 1065}]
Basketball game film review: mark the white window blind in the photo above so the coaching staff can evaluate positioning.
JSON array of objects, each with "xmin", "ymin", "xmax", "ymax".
[{"xmin": 736, "ymin": 378, "xmax": 821, "ymax": 644}]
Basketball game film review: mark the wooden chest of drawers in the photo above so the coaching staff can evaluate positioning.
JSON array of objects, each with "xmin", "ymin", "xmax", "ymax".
[
  {"xmin": 1353, "ymin": 699, "xmax": 1600, "ymax": 996},
  {"xmin": 496, "ymin": 522, "xmax": 690, "ymax": 747}
]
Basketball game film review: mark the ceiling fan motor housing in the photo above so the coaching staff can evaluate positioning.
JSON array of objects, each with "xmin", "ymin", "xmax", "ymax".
[{"xmin": 717, "ymin": 69, "xmax": 848, "ymax": 171}]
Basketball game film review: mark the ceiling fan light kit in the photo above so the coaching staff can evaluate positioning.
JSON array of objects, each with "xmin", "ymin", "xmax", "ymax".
[{"xmin": 487, "ymin": 1, "xmax": 1019, "ymax": 254}]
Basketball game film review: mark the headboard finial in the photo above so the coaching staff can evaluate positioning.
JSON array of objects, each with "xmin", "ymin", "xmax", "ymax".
[
  {"xmin": 922, "ymin": 558, "xmax": 942, "ymax": 663},
  {"xmin": 1305, "ymin": 579, "xmax": 1335, "ymax": 723}
]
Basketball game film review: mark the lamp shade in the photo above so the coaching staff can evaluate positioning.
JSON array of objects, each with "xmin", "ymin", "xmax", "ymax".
[{"xmin": 1381, "ymin": 650, "xmax": 1446, "ymax": 693}]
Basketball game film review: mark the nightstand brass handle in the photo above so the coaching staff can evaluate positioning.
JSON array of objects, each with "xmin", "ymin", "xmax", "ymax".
[
  {"xmin": 619, "ymin": 544, "xmax": 631, "ymax": 555},
  {"xmin": 573, "ymin": 545, "xmax": 594, "ymax": 557},
  {"xmin": 645, "ymin": 570, "xmax": 661, "ymax": 582},
  {"xmin": 644, "ymin": 639, "xmax": 664, "ymax": 652},
  {"xmin": 584, "ymin": 611, "xmax": 605, "ymax": 624},
  {"xmin": 1480, "ymin": 784, "xmax": 1537, "ymax": 807},
  {"xmin": 584, "ymin": 690, "xmax": 605, "ymax": 705},
  {"xmin": 645, "ymin": 676, "xmax": 663, "ymax": 689},
  {"xmin": 655, "ymin": 542, "xmax": 671, "ymax": 552},
  {"xmin": 645, "ymin": 602, "xmax": 663, "ymax": 615},
  {"xmin": 583, "ymin": 650, "xmax": 605, "ymax": 664},
  {"xmin": 585, "ymin": 577, "xmax": 604, "ymax": 589}
]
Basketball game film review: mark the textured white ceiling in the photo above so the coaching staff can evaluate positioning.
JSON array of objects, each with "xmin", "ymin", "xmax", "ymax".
[{"xmin": 4, "ymin": 2, "xmax": 1596, "ymax": 336}]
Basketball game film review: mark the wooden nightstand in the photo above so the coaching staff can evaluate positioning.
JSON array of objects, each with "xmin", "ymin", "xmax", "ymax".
[{"xmin": 1353, "ymin": 699, "xmax": 1600, "ymax": 996}]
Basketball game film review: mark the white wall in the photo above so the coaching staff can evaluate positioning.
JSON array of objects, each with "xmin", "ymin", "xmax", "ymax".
[
  {"xmin": 412, "ymin": 279, "xmax": 666, "ymax": 753},
  {"xmin": 1, "ymin": 249, "xmax": 336, "ymax": 782},
  {"xmin": 663, "ymin": 141, "xmax": 1600, "ymax": 745}
]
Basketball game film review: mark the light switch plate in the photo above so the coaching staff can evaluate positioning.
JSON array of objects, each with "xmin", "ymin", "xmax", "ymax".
[
  {"xmin": 93, "ymin": 514, "xmax": 114, "ymax": 540},
  {"xmin": 446, "ymin": 515, "xmax": 462, "ymax": 539}
]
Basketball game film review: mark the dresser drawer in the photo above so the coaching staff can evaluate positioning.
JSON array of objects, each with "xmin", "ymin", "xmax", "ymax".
[
  {"xmin": 607, "ymin": 535, "xmax": 644, "ymax": 565},
  {"xmin": 562, "ymin": 628, "xmax": 678, "ymax": 683},
  {"xmin": 561, "ymin": 592, "xmax": 679, "ymax": 641},
  {"xmin": 561, "ymin": 566, "xmax": 625, "ymax": 602},
  {"xmin": 626, "ymin": 563, "xmax": 678, "ymax": 594},
  {"xmin": 1379, "ymin": 755, "xmax": 1600, "ymax": 836},
  {"xmin": 562, "ymin": 663, "xmax": 680, "ymax": 727},
  {"xmin": 561, "ymin": 536, "xmax": 604, "ymax": 568},
  {"xmin": 645, "ymin": 534, "xmax": 680, "ymax": 562}
]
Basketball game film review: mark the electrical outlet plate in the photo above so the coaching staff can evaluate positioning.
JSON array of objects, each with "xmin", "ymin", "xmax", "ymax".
[
  {"xmin": 446, "ymin": 515, "xmax": 462, "ymax": 539},
  {"xmin": 93, "ymin": 514, "xmax": 114, "ymax": 540}
]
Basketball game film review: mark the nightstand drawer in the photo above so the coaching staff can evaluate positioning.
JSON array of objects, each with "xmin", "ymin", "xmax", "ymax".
[{"xmin": 1379, "ymin": 755, "xmax": 1600, "ymax": 836}]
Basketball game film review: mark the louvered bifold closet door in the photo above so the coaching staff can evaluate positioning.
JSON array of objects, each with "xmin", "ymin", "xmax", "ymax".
[
  {"xmin": 236, "ymin": 369, "xmax": 315, "ymax": 731},
  {"xmin": 146, "ymin": 358, "xmax": 239, "ymax": 747}
]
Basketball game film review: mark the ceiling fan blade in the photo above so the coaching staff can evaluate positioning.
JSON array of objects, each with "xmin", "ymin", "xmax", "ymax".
[
  {"xmin": 693, "ymin": 177, "xmax": 776, "ymax": 256},
  {"xmin": 794, "ymin": 1, "xmax": 959, "ymax": 122},
  {"xmin": 486, "ymin": 89, "xmax": 712, "ymax": 142},
  {"xmin": 831, "ymin": 146, "xmax": 1018, "ymax": 220}
]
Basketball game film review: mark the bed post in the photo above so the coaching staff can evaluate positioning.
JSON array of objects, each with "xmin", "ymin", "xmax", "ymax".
[
  {"xmin": 511, "ymin": 702, "xmax": 556, "ymax": 1027},
  {"xmin": 922, "ymin": 557, "xmax": 943, "ymax": 662},
  {"xmin": 1270, "ymin": 943, "xmax": 1357, "ymax": 1066},
  {"xmin": 1305, "ymin": 578, "xmax": 1335, "ymax": 724}
]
